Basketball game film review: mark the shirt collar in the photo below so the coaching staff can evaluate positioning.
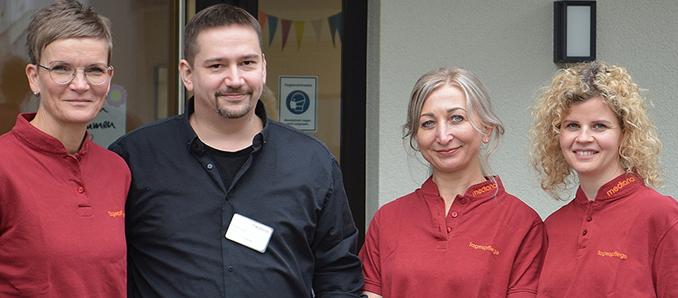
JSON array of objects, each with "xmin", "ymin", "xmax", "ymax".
[
  {"xmin": 575, "ymin": 172, "xmax": 643, "ymax": 204},
  {"xmin": 420, "ymin": 175, "xmax": 504, "ymax": 201},
  {"xmin": 12, "ymin": 113, "xmax": 90, "ymax": 158},
  {"xmin": 183, "ymin": 97, "xmax": 270, "ymax": 154}
]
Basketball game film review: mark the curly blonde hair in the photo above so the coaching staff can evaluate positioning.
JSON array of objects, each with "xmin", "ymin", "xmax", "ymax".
[{"xmin": 529, "ymin": 61, "xmax": 662, "ymax": 200}]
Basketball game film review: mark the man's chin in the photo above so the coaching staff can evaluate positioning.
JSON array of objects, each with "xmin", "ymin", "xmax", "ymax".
[{"xmin": 216, "ymin": 106, "xmax": 251, "ymax": 119}]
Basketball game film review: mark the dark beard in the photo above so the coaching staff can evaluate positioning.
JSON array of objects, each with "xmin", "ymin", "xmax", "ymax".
[{"xmin": 214, "ymin": 88, "xmax": 252, "ymax": 119}]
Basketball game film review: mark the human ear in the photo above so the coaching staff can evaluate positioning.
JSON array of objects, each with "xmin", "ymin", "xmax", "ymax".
[
  {"xmin": 178, "ymin": 59, "xmax": 194, "ymax": 92},
  {"xmin": 26, "ymin": 64, "xmax": 40, "ymax": 94}
]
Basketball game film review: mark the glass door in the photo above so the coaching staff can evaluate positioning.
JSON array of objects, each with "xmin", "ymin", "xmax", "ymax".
[{"xmin": 257, "ymin": 0, "xmax": 343, "ymax": 161}]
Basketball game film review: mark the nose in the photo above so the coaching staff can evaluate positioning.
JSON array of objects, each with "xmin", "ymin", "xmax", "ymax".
[
  {"xmin": 69, "ymin": 69, "xmax": 90, "ymax": 91},
  {"xmin": 224, "ymin": 67, "xmax": 244, "ymax": 87},
  {"xmin": 575, "ymin": 126, "xmax": 594, "ymax": 143},
  {"xmin": 436, "ymin": 123, "xmax": 454, "ymax": 143}
]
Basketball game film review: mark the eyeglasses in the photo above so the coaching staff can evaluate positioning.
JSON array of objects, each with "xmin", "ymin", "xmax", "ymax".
[{"xmin": 38, "ymin": 62, "xmax": 113, "ymax": 85}]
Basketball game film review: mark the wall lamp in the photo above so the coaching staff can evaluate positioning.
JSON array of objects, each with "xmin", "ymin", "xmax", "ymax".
[{"xmin": 554, "ymin": 1, "xmax": 596, "ymax": 63}]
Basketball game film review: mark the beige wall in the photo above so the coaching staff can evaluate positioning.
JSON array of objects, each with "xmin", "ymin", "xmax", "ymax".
[{"xmin": 366, "ymin": 0, "xmax": 678, "ymax": 225}]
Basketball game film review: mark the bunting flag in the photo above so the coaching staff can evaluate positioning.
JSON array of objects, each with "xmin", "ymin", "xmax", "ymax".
[
  {"xmin": 311, "ymin": 20, "xmax": 323, "ymax": 44},
  {"xmin": 280, "ymin": 19, "xmax": 292, "ymax": 50},
  {"xmin": 267, "ymin": 15, "xmax": 278, "ymax": 47},
  {"xmin": 260, "ymin": 10, "xmax": 342, "ymax": 50},
  {"xmin": 293, "ymin": 21, "xmax": 305, "ymax": 50},
  {"xmin": 328, "ymin": 12, "xmax": 343, "ymax": 48},
  {"xmin": 258, "ymin": 11, "xmax": 268, "ymax": 29}
]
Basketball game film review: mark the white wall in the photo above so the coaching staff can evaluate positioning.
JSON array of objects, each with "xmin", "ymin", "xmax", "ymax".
[{"xmin": 366, "ymin": 0, "xmax": 678, "ymax": 225}]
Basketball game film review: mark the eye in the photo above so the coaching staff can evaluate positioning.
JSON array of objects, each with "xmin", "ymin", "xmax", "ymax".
[
  {"xmin": 86, "ymin": 65, "xmax": 107, "ymax": 75},
  {"xmin": 592, "ymin": 123, "xmax": 608, "ymax": 131},
  {"xmin": 420, "ymin": 120, "xmax": 434, "ymax": 128},
  {"xmin": 51, "ymin": 63, "xmax": 73, "ymax": 74},
  {"xmin": 450, "ymin": 114, "xmax": 465, "ymax": 123},
  {"xmin": 563, "ymin": 122, "xmax": 579, "ymax": 129}
]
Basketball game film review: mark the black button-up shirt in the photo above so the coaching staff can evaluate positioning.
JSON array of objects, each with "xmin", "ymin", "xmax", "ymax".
[{"xmin": 109, "ymin": 98, "xmax": 364, "ymax": 297}]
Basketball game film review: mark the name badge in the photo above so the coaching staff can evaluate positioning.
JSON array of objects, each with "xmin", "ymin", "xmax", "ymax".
[{"xmin": 225, "ymin": 213, "xmax": 274, "ymax": 253}]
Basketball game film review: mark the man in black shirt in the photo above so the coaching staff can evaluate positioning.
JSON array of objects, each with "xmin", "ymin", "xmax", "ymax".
[{"xmin": 109, "ymin": 4, "xmax": 364, "ymax": 297}]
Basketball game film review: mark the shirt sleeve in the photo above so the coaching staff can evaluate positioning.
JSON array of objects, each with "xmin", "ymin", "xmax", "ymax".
[
  {"xmin": 311, "ymin": 159, "xmax": 364, "ymax": 298},
  {"xmin": 506, "ymin": 219, "xmax": 548, "ymax": 298},
  {"xmin": 358, "ymin": 210, "xmax": 382, "ymax": 295},
  {"xmin": 654, "ymin": 221, "xmax": 678, "ymax": 298}
]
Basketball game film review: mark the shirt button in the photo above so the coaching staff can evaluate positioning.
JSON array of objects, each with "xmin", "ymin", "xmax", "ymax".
[
  {"xmin": 450, "ymin": 211, "xmax": 458, "ymax": 218},
  {"xmin": 228, "ymin": 266, "xmax": 234, "ymax": 272},
  {"xmin": 446, "ymin": 226, "xmax": 452, "ymax": 233},
  {"xmin": 77, "ymin": 187, "xmax": 84, "ymax": 193},
  {"xmin": 582, "ymin": 230, "xmax": 588, "ymax": 236},
  {"xmin": 586, "ymin": 217, "xmax": 593, "ymax": 222},
  {"xmin": 206, "ymin": 163, "xmax": 214, "ymax": 170},
  {"xmin": 460, "ymin": 198, "xmax": 468, "ymax": 205}
]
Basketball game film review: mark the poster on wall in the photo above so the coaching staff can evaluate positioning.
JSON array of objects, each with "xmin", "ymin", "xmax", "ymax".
[
  {"xmin": 278, "ymin": 76, "xmax": 317, "ymax": 132},
  {"xmin": 87, "ymin": 83, "xmax": 127, "ymax": 148}
]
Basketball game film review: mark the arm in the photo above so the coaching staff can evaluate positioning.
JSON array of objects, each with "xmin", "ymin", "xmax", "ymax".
[
  {"xmin": 358, "ymin": 209, "xmax": 383, "ymax": 296},
  {"xmin": 654, "ymin": 221, "xmax": 678, "ymax": 298},
  {"xmin": 506, "ymin": 220, "xmax": 548, "ymax": 298},
  {"xmin": 311, "ymin": 160, "xmax": 364, "ymax": 297}
]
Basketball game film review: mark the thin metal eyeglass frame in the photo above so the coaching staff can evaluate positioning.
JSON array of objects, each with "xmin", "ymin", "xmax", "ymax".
[{"xmin": 37, "ymin": 63, "xmax": 113, "ymax": 86}]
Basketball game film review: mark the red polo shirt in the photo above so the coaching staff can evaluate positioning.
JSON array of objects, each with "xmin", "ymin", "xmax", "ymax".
[
  {"xmin": 360, "ymin": 176, "xmax": 546, "ymax": 298},
  {"xmin": 0, "ymin": 113, "xmax": 130, "ymax": 297},
  {"xmin": 537, "ymin": 173, "xmax": 678, "ymax": 298}
]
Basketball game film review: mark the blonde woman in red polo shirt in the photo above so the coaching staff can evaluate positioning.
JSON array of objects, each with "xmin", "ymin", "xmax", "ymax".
[
  {"xmin": 360, "ymin": 67, "xmax": 547, "ymax": 298},
  {"xmin": 530, "ymin": 61, "xmax": 678, "ymax": 297}
]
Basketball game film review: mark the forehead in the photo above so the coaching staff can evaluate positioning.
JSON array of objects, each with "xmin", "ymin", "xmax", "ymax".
[
  {"xmin": 194, "ymin": 25, "xmax": 261, "ymax": 57},
  {"xmin": 41, "ymin": 37, "xmax": 109, "ymax": 63},
  {"xmin": 564, "ymin": 97, "xmax": 617, "ymax": 119},
  {"xmin": 422, "ymin": 85, "xmax": 467, "ymax": 112}
]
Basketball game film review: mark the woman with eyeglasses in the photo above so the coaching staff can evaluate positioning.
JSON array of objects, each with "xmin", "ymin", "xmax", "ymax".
[{"xmin": 0, "ymin": 1, "xmax": 130, "ymax": 296}]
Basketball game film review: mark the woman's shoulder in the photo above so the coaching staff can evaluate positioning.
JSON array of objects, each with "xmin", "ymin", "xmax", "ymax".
[{"xmin": 495, "ymin": 187, "xmax": 544, "ymax": 224}]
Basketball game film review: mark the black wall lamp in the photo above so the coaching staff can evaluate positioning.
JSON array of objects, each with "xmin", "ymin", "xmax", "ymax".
[{"xmin": 554, "ymin": 1, "xmax": 596, "ymax": 63}]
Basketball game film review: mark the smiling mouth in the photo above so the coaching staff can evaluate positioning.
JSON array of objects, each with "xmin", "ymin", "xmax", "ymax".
[
  {"xmin": 437, "ymin": 147, "xmax": 460, "ymax": 154},
  {"xmin": 574, "ymin": 150, "xmax": 597, "ymax": 156}
]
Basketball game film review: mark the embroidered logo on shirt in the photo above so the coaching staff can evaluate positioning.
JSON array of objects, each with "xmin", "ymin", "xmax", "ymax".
[
  {"xmin": 597, "ymin": 250, "xmax": 627, "ymax": 260},
  {"xmin": 606, "ymin": 177, "xmax": 635, "ymax": 197},
  {"xmin": 469, "ymin": 242, "xmax": 499, "ymax": 255},
  {"xmin": 108, "ymin": 210, "xmax": 125, "ymax": 217},
  {"xmin": 472, "ymin": 183, "xmax": 497, "ymax": 196}
]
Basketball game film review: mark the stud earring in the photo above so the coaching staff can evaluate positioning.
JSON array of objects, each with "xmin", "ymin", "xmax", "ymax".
[{"xmin": 34, "ymin": 91, "xmax": 40, "ymax": 97}]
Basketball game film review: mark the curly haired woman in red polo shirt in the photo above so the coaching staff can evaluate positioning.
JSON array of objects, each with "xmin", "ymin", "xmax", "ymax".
[
  {"xmin": 530, "ymin": 61, "xmax": 678, "ymax": 297},
  {"xmin": 360, "ymin": 67, "xmax": 547, "ymax": 298}
]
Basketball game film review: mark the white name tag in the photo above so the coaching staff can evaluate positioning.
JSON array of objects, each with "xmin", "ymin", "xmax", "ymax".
[{"xmin": 225, "ymin": 213, "xmax": 274, "ymax": 253}]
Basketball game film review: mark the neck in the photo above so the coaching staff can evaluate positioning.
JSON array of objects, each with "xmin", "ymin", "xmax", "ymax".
[
  {"xmin": 577, "ymin": 167, "xmax": 626, "ymax": 201},
  {"xmin": 190, "ymin": 108, "xmax": 263, "ymax": 152},
  {"xmin": 30, "ymin": 111, "xmax": 86, "ymax": 155},
  {"xmin": 432, "ymin": 166, "xmax": 486, "ymax": 214}
]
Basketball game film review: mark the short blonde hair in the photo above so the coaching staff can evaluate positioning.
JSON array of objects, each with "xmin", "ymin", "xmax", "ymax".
[
  {"xmin": 529, "ymin": 61, "xmax": 662, "ymax": 200},
  {"xmin": 27, "ymin": 0, "xmax": 113, "ymax": 65}
]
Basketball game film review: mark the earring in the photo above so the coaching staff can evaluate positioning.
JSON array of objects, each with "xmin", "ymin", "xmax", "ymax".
[
  {"xmin": 34, "ymin": 91, "xmax": 40, "ymax": 97},
  {"xmin": 484, "ymin": 138, "xmax": 489, "ymax": 142}
]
